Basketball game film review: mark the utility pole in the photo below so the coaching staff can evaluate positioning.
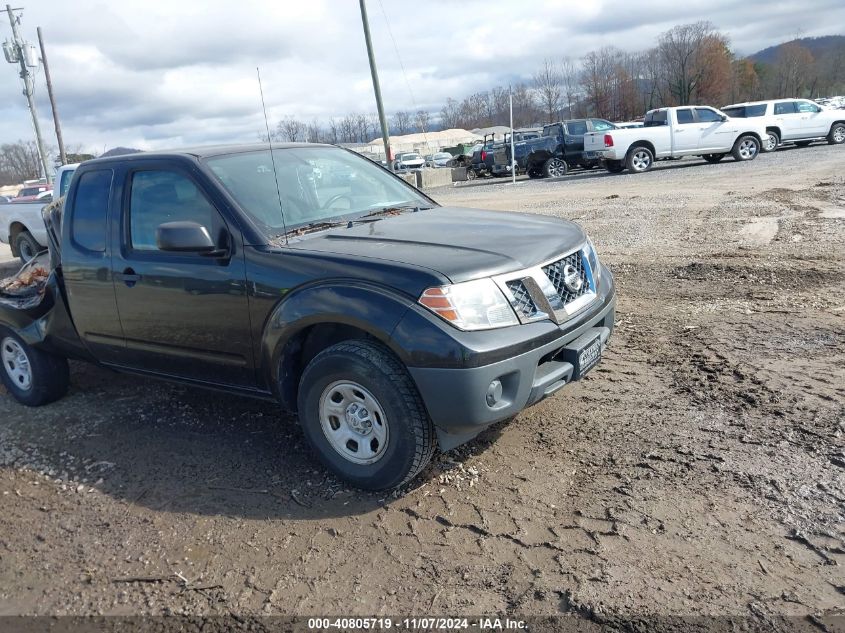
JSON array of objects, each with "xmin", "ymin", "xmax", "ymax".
[
  {"xmin": 37, "ymin": 27, "xmax": 65, "ymax": 165},
  {"xmin": 509, "ymin": 88, "xmax": 515, "ymax": 185},
  {"xmin": 358, "ymin": 0, "xmax": 392, "ymax": 171},
  {"xmin": 3, "ymin": 5, "xmax": 51, "ymax": 183}
]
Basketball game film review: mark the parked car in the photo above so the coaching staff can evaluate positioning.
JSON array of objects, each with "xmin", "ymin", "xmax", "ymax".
[
  {"xmin": 0, "ymin": 195, "xmax": 10, "ymax": 204},
  {"xmin": 0, "ymin": 144, "xmax": 615, "ymax": 491},
  {"xmin": 583, "ymin": 106, "xmax": 768, "ymax": 174},
  {"xmin": 393, "ymin": 152, "xmax": 425, "ymax": 171},
  {"xmin": 426, "ymin": 152, "xmax": 454, "ymax": 168},
  {"xmin": 495, "ymin": 119, "xmax": 617, "ymax": 178},
  {"xmin": 10, "ymin": 184, "xmax": 48, "ymax": 203},
  {"xmin": 721, "ymin": 99, "xmax": 845, "ymax": 151},
  {"xmin": 0, "ymin": 163, "xmax": 78, "ymax": 262}
]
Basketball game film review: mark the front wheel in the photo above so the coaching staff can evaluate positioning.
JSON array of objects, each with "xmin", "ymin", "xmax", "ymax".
[
  {"xmin": 731, "ymin": 135, "xmax": 760, "ymax": 162},
  {"xmin": 762, "ymin": 130, "xmax": 779, "ymax": 152},
  {"xmin": 543, "ymin": 157, "xmax": 568, "ymax": 178},
  {"xmin": 0, "ymin": 328, "xmax": 69, "ymax": 407},
  {"xmin": 702, "ymin": 153, "xmax": 726, "ymax": 164},
  {"xmin": 626, "ymin": 146, "xmax": 654, "ymax": 173},
  {"xmin": 828, "ymin": 123, "xmax": 845, "ymax": 145},
  {"xmin": 297, "ymin": 340, "xmax": 436, "ymax": 490}
]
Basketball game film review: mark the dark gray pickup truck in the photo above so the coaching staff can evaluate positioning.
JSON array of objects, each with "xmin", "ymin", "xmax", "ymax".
[{"xmin": 0, "ymin": 143, "xmax": 615, "ymax": 489}]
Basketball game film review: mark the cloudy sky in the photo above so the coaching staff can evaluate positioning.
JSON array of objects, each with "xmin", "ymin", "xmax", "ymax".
[{"xmin": 1, "ymin": 0, "xmax": 842, "ymax": 154}]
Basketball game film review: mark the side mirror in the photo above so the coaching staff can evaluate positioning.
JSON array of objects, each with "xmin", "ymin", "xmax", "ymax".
[
  {"xmin": 156, "ymin": 221, "xmax": 217, "ymax": 253},
  {"xmin": 720, "ymin": 115, "xmax": 728, "ymax": 121}
]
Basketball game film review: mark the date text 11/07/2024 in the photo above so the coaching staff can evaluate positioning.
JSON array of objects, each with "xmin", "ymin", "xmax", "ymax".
[{"xmin": 307, "ymin": 617, "xmax": 527, "ymax": 630}]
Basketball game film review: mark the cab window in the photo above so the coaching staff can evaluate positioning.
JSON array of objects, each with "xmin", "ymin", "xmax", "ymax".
[
  {"xmin": 128, "ymin": 170, "xmax": 220, "ymax": 252},
  {"xmin": 565, "ymin": 121, "xmax": 588, "ymax": 135},
  {"xmin": 676, "ymin": 109, "xmax": 694, "ymax": 124},
  {"xmin": 695, "ymin": 108, "xmax": 722, "ymax": 123},
  {"xmin": 590, "ymin": 119, "xmax": 615, "ymax": 132}
]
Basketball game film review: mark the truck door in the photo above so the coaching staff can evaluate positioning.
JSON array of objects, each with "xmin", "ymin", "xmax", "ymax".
[
  {"xmin": 671, "ymin": 108, "xmax": 703, "ymax": 152},
  {"xmin": 61, "ymin": 168, "xmax": 125, "ymax": 363},
  {"xmin": 695, "ymin": 107, "xmax": 732, "ymax": 152},
  {"xmin": 110, "ymin": 163, "xmax": 255, "ymax": 387},
  {"xmin": 563, "ymin": 120, "xmax": 588, "ymax": 163}
]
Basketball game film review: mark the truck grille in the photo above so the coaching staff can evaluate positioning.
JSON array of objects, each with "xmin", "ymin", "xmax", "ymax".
[
  {"xmin": 502, "ymin": 250, "xmax": 594, "ymax": 323},
  {"xmin": 543, "ymin": 252, "xmax": 591, "ymax": 305},
  {"xmin": 506, "ymin": 280, "xmax": 538, "ymax": 319}
]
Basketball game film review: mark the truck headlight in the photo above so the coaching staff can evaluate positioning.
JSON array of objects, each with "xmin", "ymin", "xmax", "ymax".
[
  {"xmin": 584, "ymin": 237, "xmax": 602, "ymax": 285},
  {"xmin": 419, "ymin": 278, "xmax": 519, "ymax": 331}
]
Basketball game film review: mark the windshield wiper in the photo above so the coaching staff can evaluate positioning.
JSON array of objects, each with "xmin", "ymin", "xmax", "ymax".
[
  {"xmin": 278, "ymin": 220, "xmax": 346, "ymax": 239},
  {"xmin": 360, "ymin": 203, "xmax": 433, "ymax": 219}
]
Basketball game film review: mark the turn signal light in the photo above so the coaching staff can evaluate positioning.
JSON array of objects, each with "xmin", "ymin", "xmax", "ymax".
[{"xmin": 604, "ymin": 134, "xmax": 614, "ymax": 148}]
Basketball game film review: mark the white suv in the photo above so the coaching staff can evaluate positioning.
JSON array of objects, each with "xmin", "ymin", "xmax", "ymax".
[{"xmin": 721, "ymin": 99, "xmax": 845, "ymax": 152}]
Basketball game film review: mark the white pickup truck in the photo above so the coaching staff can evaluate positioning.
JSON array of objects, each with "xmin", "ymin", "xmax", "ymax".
[
  {"xmin": 0, "ymin": 163, "xmax": 78, "ymax": 262},
  {"xmin": 583, "ymin": 106, "xmax": 768, "ymax": 174}
]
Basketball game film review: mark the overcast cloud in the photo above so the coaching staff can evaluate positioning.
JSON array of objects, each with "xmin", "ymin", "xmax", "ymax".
[{"xmin": 1, "ymin": 0, "xmax": 842, "ymax": 153}]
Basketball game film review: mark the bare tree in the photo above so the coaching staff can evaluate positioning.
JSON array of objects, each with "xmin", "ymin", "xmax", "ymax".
[
  {"xmin": 533, "ymin": 58, "xmax": 563, "ymax": 123},
  {"xmin": 276, "ymin": 117, "xmax": 306, "ymax": 142},
  {"xmin": 414, "ymin": 110, "xmax": 430, "ymax": 133},
  {"xmin": 0, "ymin": 140, "xmax": 44, "ymax": 184},
  {"xmin": 392, "ymin": 111, "xmax": 411, "ymax": 135},
  {"xmin": 560, "ymin": 57, "xmax": 580, "ymax": 118},
  {"xmin": 657, "ymin": 21, "xmax": 726, "ymax": 105},
  {"xmin": 439, "ymin": 98, "xmax": 461, "ymax": 129},
  {"xmin": 306, "ymin": 119, "xmax": 323, "ymax": 143},
  {"xmin": 772, "ymin": 42, "xmax": 815, "ymax": 97}
]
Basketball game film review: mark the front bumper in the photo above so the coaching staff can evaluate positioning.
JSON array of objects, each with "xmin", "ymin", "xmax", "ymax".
[{"xmin": 405, "ymin": 279, "xmax": 615, "ymax": 449}]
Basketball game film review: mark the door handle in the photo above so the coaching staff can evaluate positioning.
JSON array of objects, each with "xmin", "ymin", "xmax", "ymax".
[{"xmin": 116, "ymin": 267, "xmax": 141, "ymax": 288}]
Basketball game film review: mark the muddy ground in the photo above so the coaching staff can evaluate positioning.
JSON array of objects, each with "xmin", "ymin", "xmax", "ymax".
[{"xmin": 0, "ymin": 145, "xmax": 843, "ymax": 629}]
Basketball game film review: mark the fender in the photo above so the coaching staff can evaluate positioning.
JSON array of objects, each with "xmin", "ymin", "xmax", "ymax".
[{"xmin": 259, "ymin": 279, "xmax": 416, "ymax": 391}]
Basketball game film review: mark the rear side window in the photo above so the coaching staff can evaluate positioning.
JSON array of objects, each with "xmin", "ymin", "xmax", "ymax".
[
  {"xmin": 676, "ymin": 109, "xmax": 694, "ymax": 124},
  {"xmin": 695, "ymin": 108, "xmax": 722, "ymax": 122},
  {"xmin": 71, "ymin": 169, "xmax": 113, "ymax": 252},
  {"xmin": 566, "ymin": 121, "xmax": 588, "ymax": 135},
  {"xmin": 644, "ymin": 111, "xmax": 667, "ymax": 127},
  {"xmin": 774, "ymin": 102, "xmax": 796, "ymax": 115},
  {"xmin": 746, "ymin": 104, "xmax": 766, "ymax": 117},
  {"xmin": 722, "ymin": 107, "xmax": 744, "ymax": 118}
]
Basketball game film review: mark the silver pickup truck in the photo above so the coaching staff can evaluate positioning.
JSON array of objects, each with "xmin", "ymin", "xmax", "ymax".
[
  {"xmin": 583, "ymin": 106, "xmax": 768, "ymax": 174},
  {"xmin": 0, "ymin": 164, "xmax": 78, "ymax": 262}
]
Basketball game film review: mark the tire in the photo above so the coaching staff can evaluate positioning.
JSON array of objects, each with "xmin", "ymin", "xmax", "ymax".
[
  {"xmin": 731, "ymin": 135, "xmax": 760, "ymax": 162},
  {"xmin": 625, "ymin": 145, "xmax": 654, "ymax": 173},
  {"xmin": 827, "ymin": 123, "xmax": 845, "ymax": 145},
  {"xmin": 794, "ymin": 140, "xmax": 813, "ymax": 147},
  {"xmin": 605, "ymin": 160, "xmax": 625, "ymax": 174},
  {"xmin": 762, "ymin": 130, "xmax": 779, "ymax": 152},
  {"xmin": 527, "ymin": 166, "xmax": 542, "ymax": 179},
  {"xmin": 543, "ymin": 157, "xmax": 568, "ymax": 178},
  {"xmin": 297, "ymin": 340, "xmax": 436, "ymax": 491},
  {"xmin": 465, "ymin": 169, "xmax": 477, "ymax": 181},
  {"xmin": 14, "ymin": 231, "xmax": 42, "ymax": 264},
  {"xmin": 0, "ymin": 328, "xmax": 69, "ymax": 407},
  {"xmin": 702, "ymin": 154, "xmax": 726, "ymax": 164}
]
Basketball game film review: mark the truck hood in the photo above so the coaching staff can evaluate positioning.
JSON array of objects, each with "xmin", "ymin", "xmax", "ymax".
[{"xmin": 289, "ymin": 207, "xmax": 586, "ymax": 283}]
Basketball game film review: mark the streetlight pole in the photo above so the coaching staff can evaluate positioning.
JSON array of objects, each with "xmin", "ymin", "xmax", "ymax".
[
  {"xmin": 358, "ymin": 0, "xmax": 392, "ymax": 171},
  {"xmin": 4, "ymin": 5, "xmax": 51, "ymax": 183}
]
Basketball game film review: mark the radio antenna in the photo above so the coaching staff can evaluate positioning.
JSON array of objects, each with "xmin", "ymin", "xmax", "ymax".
[{"xmin": 257, "ymin": 67, "xmax": 289, "ymax": 245}]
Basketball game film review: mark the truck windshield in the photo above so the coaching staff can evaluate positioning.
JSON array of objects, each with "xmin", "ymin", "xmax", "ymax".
[{"xmin": 204, "ymin": 147, "xmax": 432, "ymax": 237}]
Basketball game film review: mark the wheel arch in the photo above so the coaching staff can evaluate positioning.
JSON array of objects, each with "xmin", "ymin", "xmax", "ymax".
[
  {"xmin": 627, "ymin": 140, "xmax": 656, "ymax": 156},
  {"xmin": 8, "ymin": 221, "xmax": 28, "ymax": 257},
  {"xmin": 260, "ymin": 281, "xmax": 415, "ymax": 411}
]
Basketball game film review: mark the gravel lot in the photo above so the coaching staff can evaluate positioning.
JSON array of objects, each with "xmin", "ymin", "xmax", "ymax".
[{"xmin": 0, "ymin": 145, "xmax": 843, "ymax": 628}]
